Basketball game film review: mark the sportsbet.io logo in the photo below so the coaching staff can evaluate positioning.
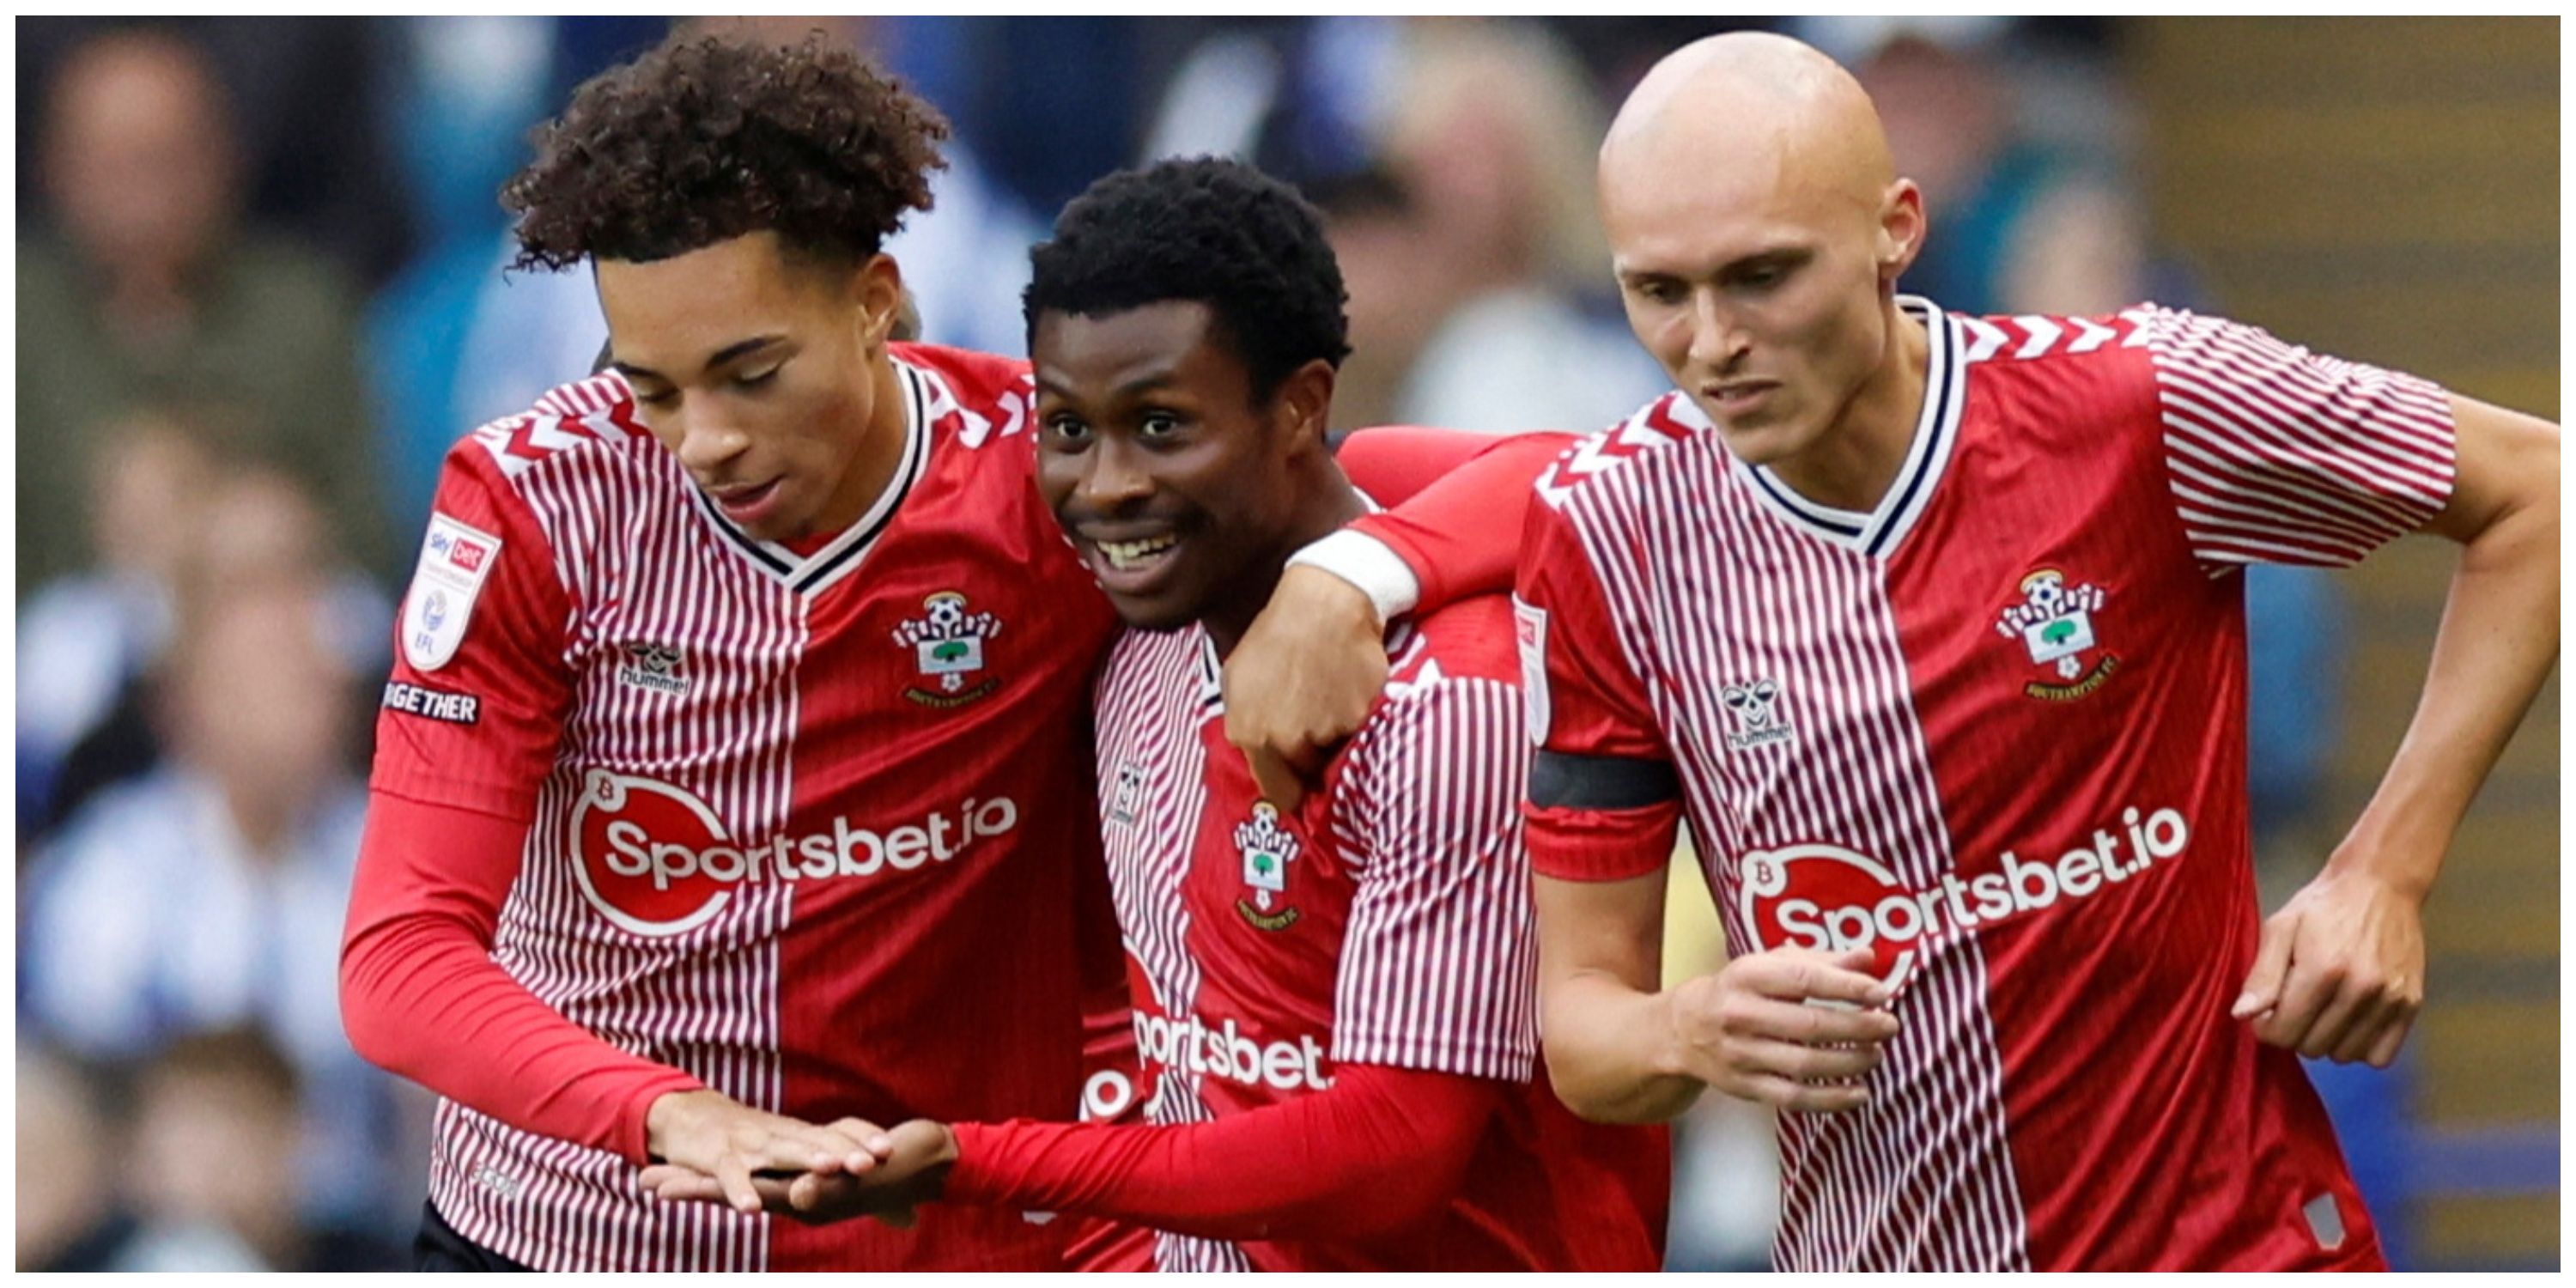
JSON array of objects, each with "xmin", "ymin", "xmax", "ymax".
[
  {"xmin": 568, "ymin": 769, "xmax": 1019, "ymax": 937},
  {"xmin": 1740, "ymin": 806, "xmax": 2192, "ymax": 987}
]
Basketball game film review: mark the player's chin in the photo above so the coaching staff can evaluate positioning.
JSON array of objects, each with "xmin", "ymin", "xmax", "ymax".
[
  {"xmin": 1706, "ymin": 411, "xmax": 1807, "ymax": 466},
  {"xmin": 1103, "ymin": 585, "xmax": 1202, "ymax": 634}
]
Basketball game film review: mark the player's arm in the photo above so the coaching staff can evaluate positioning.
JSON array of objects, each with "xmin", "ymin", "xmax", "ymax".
[
  {"xmin": 642, "ymin": 1066, "xmax": 1499, "ymax": 1238},
  {"xmin": 1226, "ymin": 426, "xmax": 1571, "ymax": 805},
  {"xmin": 343, "ymin": 451, "xmax": 879, "ymax": 1201},
  {"xmin": 1516, "ymin": 486, "xmax": 1893, "ymax": 1121},
  {"xmin": 2236, "ymin": 392, "xmax": 2559, "ymax": 1064}
]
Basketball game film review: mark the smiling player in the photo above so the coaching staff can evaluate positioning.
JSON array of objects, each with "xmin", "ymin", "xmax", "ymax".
[{"xmin": 644, "ymin": 156, "xmax": 1670, "ymax": 1271}]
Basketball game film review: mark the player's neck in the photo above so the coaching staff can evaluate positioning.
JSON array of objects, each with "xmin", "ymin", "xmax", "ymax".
[
  {"xmin": 1769, "ymin": 307, "xmax": 1932, "ymax": 513},
  {"xmin": 803, "ymin": 352, "xmax": 912, "ymax": 542},
  {"xmin": 1201, "ymin": 464, "xmax": 1370, "ymax": 659}
]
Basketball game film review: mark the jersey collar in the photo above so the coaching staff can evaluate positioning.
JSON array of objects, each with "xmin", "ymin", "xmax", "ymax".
[
  {"xmin": 1728, "ymin": 295, "xmax": 1965, "ymax": 558},
  {"xmin": 690, "ymin": 357, "xmax": 933, "ymax": 596}
]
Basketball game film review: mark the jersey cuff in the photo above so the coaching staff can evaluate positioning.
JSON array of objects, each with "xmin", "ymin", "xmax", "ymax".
[
  {"xmin": 1529, "ymin": 750, "xmax": 1680, "ymax": 810},
  {"xmin": 1525, "ymin": 799, "xmax": 1680, "ymax": 883},
  {"xmin": 1286, "ymin": 530, "xmax": 1421, "ymax": 623}
]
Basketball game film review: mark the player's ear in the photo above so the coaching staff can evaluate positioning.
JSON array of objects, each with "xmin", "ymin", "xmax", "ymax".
[
  {"xmin": 1273, "ymin": 358, "xmax": 1338, "ymax": 458},
  {"xmin": 854, "ymin": 252, "xmax": 906, "ymax": 350},
  {"xmin": 1876, "ymin": 179, "xmax": 1927, "ymax": 286}
]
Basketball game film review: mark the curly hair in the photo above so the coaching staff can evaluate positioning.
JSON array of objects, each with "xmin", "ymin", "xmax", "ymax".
[
  {"xmin": 502, "ymin": 33, "xmax": 950, "ymax": 271},
  {"xmin": 1025, "ymin": 157, "xmax": 1351, "ymax": 401}
]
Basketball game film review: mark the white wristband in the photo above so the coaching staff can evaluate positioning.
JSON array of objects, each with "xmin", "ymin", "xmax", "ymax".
[{"xmin": 1285, "ymin": 530, "xmax": 1421, "ymax": 624}]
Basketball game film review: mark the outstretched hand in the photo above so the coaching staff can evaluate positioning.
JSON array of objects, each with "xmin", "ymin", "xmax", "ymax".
[
  {"xmin": 1222, "ymin": 564, "xmax": 1388, "ymax": 807},
  {"xmin": 642, "ymin": 1091, "xmax": 893, "ymax": 1217},
  {"xmin": 641, "ymin": 1118, "xmax": 958, "ymax": 1228}
]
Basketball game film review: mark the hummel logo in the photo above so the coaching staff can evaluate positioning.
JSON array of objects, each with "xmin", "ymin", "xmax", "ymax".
[
  {"xmin": 616, "ymin": 641, "xmax": 690, "ymax": 696},
  {"xmin": 1722, "ymin": 677, "xmax": 1795, "ymax": 750}
]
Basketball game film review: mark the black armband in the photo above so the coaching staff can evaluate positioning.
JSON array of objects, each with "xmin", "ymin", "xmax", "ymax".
[{"xmin": 1529, "ymin": 750, "xmax": 1680, "ymax": 811}]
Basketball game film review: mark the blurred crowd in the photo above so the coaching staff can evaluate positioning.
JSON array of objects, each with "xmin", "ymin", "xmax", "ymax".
[{"xmin": 14, "ymin": 15, "xmax": 2378, "ymax": 1272}]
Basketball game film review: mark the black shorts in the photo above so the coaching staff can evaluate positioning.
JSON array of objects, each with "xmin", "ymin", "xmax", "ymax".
[{"xmin": 414, "ymin": 1202, "xmax": 530, "ymax": 1273}]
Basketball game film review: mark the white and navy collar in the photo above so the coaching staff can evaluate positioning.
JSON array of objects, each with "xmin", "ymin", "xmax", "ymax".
[
  {"xmin": 691, "ymin": 358, "xmax": 934, "ymax": 596},
  {"xmin": 1732, "ymin": 295, "xmax": 1965, "ymax": 559}
]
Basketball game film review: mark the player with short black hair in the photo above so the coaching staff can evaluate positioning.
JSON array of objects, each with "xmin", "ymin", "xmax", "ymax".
[
  {"xmin": 343, "ymin": 34, "xmax": 1534, "ymax": 1273},
  {"xmin": 1024, "ymin": 156, "xmax": 1352, "ymax": 401},
  {"xmin": 645, "ymin": 155, "xmax": 1668, "ymax": 1272}
]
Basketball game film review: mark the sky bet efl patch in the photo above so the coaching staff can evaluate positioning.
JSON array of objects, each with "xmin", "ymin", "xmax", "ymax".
[{"xmin": 403, "ymin": 512, "xmax": 502, "ymax": 671}]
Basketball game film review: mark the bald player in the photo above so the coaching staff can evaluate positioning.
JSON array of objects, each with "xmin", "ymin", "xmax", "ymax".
[{"xmin": 1516, "ymin": 33, "xmax": 2557, "ymax": 1271}]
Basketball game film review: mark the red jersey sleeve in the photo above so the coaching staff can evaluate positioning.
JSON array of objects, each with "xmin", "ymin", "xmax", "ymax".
[
  {"xmin": 1342, "ymin": 428, "xmax": 1574, "ymax": 612},
  {"xmin": 348, "ymin": 443, "xmax": 705, "ymax": 1163},
  {"xmin": 370, "ymin": 446, "xmax": 574, "ymax": 819},
  {"xmin": 341, "ymin": 793, "xmax": 706, "ymax": 1162},
  {"xmin": 945, "ymin": 1064, "xmax": 1495, "ymax": 1243},
  {"xmin": 1514, "ymin": 477, "xmax": 1682, "ymax": 883},
  {"xmin": 2139, "ymin": 306, "xmax": 2458, "ymax": 572}
]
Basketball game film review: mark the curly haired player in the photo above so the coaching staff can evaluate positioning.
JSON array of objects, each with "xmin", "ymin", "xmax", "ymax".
[{"xmin": 343, "ymin": 34, "xmax": 1549, "ymax": 1272}]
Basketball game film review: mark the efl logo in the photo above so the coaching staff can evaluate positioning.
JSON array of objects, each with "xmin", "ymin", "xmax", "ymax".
[
  {"xmin": 568, "ymin": 769, "xmax": 1019, "ymax": 937},
  {"xmin": 1740, "ymin": 806, "xmax": 2192, "ymax": 988}
]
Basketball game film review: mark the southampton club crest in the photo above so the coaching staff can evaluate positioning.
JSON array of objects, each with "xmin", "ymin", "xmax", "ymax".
[
  {"xmin": 1234, "ymin": 802, "xmax": 1303, "ymax": 931},
  {"xmin": 893, "ymin": 591, "xmax": 1002, "ymax": 708},
  {"xmin": 1995, "ymin": 568, "xmax": 2119, "ymax": 702}
]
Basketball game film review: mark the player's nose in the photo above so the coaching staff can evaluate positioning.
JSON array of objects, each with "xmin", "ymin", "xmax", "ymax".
[
  {"xmin": 1076, "ymin": 435, "xmax": 1156, "ymax": 513},
  {"xmin": 1686, "ymin": 290, "xmax": 1747, "ymax": 374},
  {"xmin": 674, "ymin": 413, "xmax": 753, "ymax": 477}
]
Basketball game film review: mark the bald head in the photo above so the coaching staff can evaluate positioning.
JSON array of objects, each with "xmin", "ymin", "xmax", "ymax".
[
  {"xmin": 1601, "ymin": 33, "xmax": 1893, "ymax": 236},
  {"xmin": 1594, "ymin": 33, "xmax": 1929, "ymax": 481}
]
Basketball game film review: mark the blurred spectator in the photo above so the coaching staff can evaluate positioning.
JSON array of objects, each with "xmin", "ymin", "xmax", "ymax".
[
  {"xmin": 1346, "ymin": 20, "xmax": 1666, "ymax": 434},
  {"xmin": 16, "ymin": 1043, "xmax": 264, "ymax": 1271},
  {"xmin": 22, "ymin": 459, "xmax": 392, "ymax": 841},
  {"xmin": 126, "ymin": 1030, "xmax": 404, "ymax": 1270},
  {"xmin": 17, "ymin": 18, "xmax": 416, "ymax": 287},
  {"xmin": 19, "ymin": 26, "xmax": 392, "ymax": 597},
  {"xmin": 1814, "ymin": 17, "xmax": 2147, "ymax": 319},
  {"xmin": 19, "ymin": 571, "xmax": 407, "ymax": 1238},
  {"xmin": 17, "ymin": 414, "xmax": 211, "ymax": 832}
]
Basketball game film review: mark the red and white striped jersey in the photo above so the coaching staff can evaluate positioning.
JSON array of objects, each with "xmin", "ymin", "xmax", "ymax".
[
  {"xmin": 373, "ymin": 343, "xmax": 1116, "ymax": 1270},
  {"xmin": 1516, "ymin": 300, "xmax": 2455, "ymax": 1271},
  {"xmin": 1090, "ymin": 599, "xmax": 1669, "ymax": 1272}
]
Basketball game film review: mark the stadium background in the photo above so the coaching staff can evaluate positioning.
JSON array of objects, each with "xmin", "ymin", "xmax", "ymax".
[{"xmin": 11, "ymin": 15, "xmax": 2556, "ymax": 1272}]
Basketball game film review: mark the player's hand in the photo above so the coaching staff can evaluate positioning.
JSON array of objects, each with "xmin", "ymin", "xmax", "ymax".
[
  {"xmin": 643, "ymin": 1091, "xmax": 893, "ymax": 1216},
  {"xmin": 641, "ymin": 1119, "xmax": 956, "ymax": 1228},
  {"xmin": 2233, "ymin": 867, "xmax": 2427, "ymax": 1066},
  {"xmin": 1222, "ymin": 563, "xmax": 1388, "ymax": 807},
  {"xmin": 1666, "ymin": 947, "xmax": 1898, "ymax": 1114}
]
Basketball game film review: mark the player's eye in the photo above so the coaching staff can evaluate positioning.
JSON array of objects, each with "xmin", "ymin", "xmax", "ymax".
[
  {"xmin": 1042, "ymin": 415, "xmax": 1093, "ymax": 447},
  {"xmin": 1139, "ymin": 412, "xmax": 1185, "ymax": 440},
  {"xmin": 634, "ymin": 387, "xmax": 679, "ymax": 410},
  {"xmin": 1631, "ymin": 279, "xmax": 1685, "ymax": 307},
  {"xmin": 734, "ymin": 366, "xmax": 781, "ymax": 392}
]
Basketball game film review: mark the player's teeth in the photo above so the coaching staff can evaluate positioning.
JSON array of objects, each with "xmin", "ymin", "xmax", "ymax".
[{"xmin": 1100, "ymin": 536, "xmax": 1178, "ymax": 569}]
